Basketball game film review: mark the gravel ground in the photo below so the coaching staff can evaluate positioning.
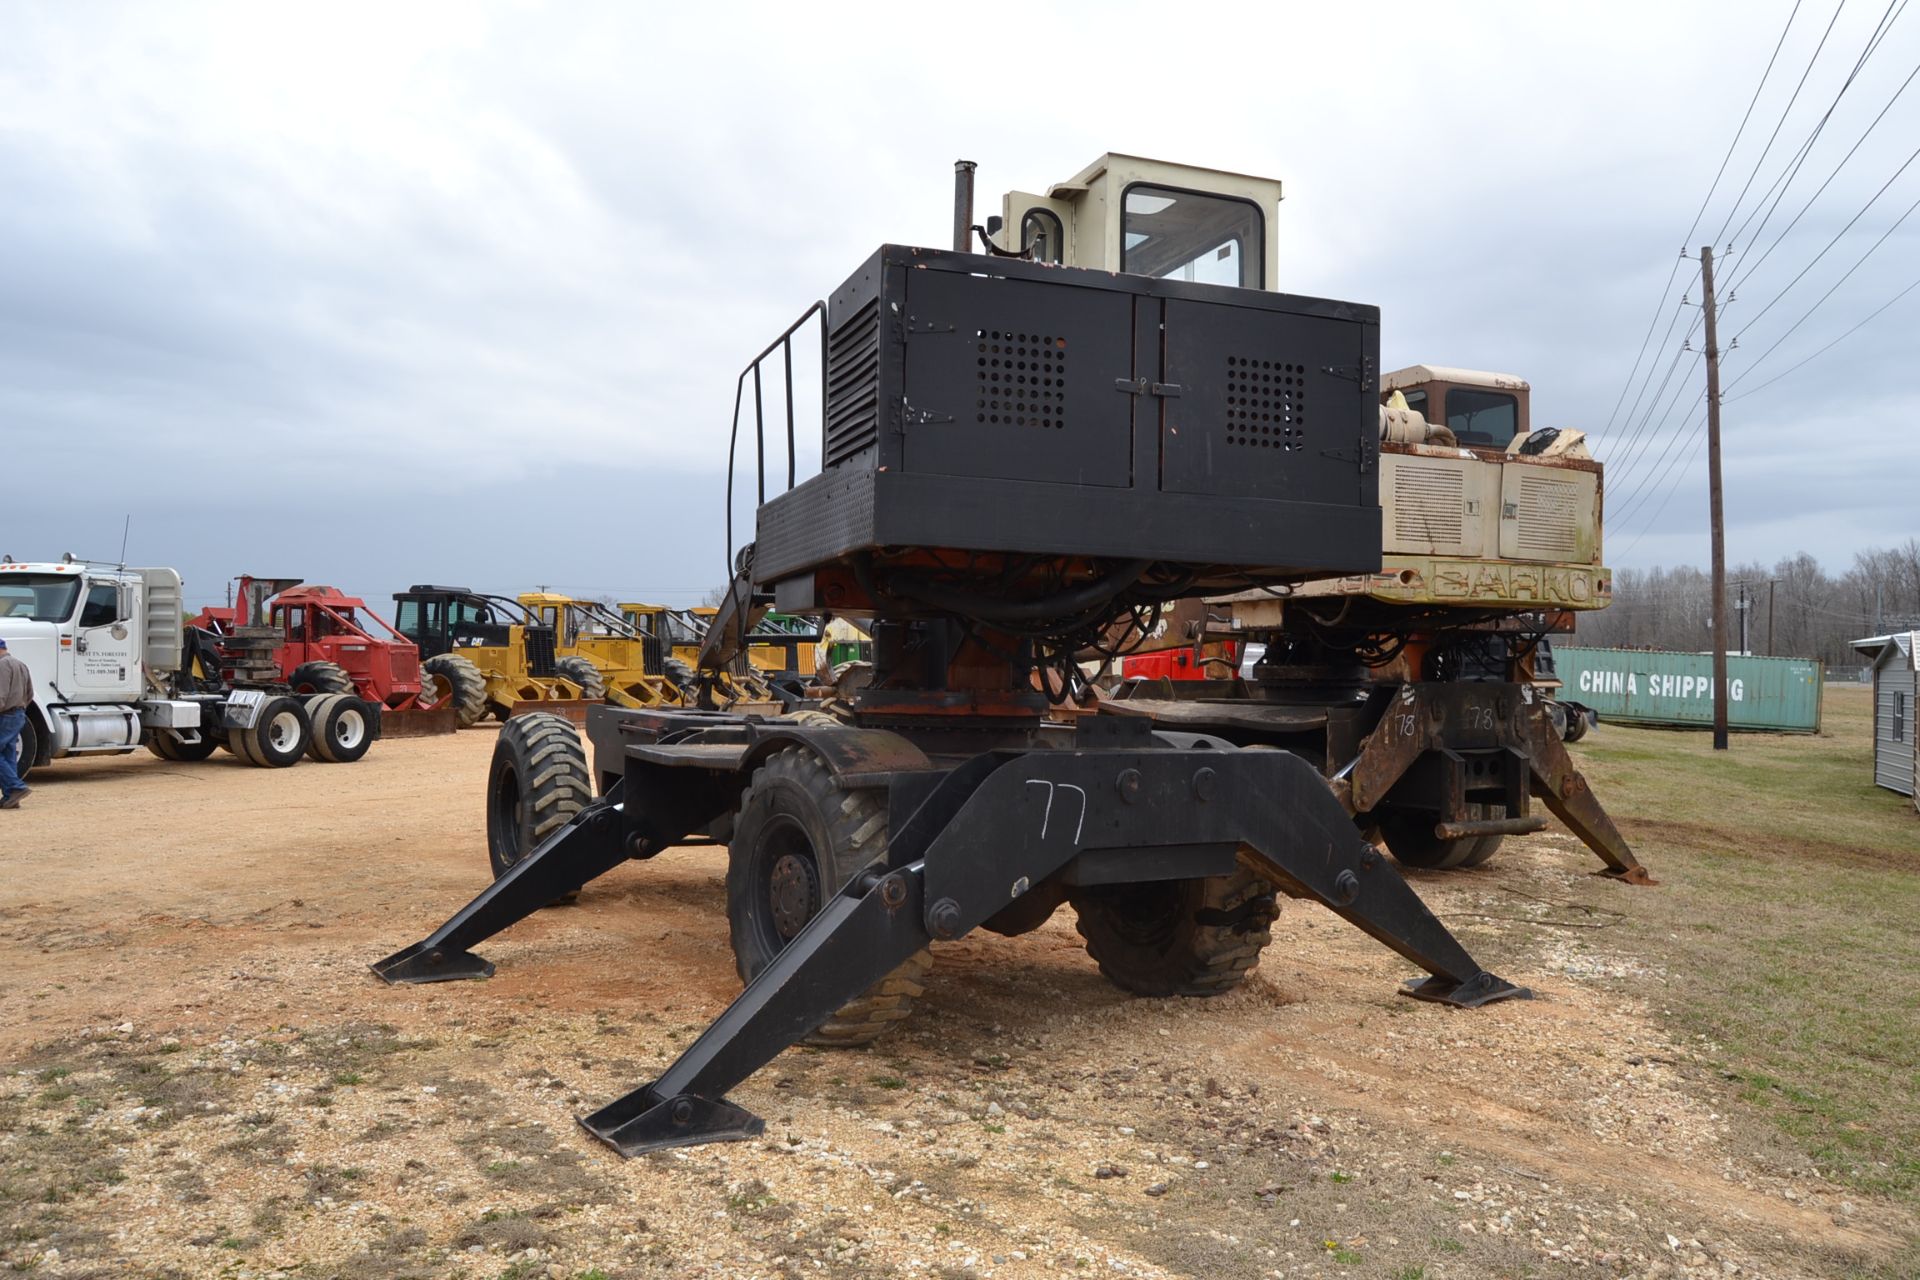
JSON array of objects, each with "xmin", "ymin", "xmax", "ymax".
[{"xmin": 0, "ymin": 728, "xmax": 1905, "ymax": 1279}]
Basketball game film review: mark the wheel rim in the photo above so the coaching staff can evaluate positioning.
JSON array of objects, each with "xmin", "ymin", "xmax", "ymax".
[
  {"xmin": 266, "ymin": 710, "xmax": 302, "ymax": 753},
  {"xmin": 333, "ymin": 708, "xmax": 366, "ymax": 751},
  {"xmin": 757, "ymin": 815, "xmax": 821, "ymax": 943}
]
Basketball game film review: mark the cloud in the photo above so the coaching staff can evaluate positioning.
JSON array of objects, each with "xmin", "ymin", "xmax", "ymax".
[{"xmin": 1, "ymin": 0, "xmax": 1914, "ymax": 602}]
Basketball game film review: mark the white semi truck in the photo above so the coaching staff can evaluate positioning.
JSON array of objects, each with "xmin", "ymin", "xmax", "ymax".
[{"xmin": 0, "ymin": 556, "xmax": 374, "ymax": 777}]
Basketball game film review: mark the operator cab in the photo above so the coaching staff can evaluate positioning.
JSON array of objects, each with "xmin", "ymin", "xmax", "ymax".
[
  {"xmin": 1381, "ymin": 365, "xmax": 1531, "ymax": 451},
  {"xmin": 989, "ymin": 153, "xmax": 1282, "ymax": 291}
]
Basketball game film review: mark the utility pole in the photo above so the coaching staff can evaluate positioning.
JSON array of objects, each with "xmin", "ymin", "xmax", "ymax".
[
  {"xmin": 1702, "ymin": 245, "xmax": 1729, "ymax": 750},
  {"xmin": 1766, "ymin": 579, "xmax": 1776, "ymax": 656}
]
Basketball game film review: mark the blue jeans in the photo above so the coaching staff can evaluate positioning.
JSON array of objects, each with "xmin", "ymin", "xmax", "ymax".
[{"xmin": 0, "ymin": 708, "xmax": 25, "ymax": 797}]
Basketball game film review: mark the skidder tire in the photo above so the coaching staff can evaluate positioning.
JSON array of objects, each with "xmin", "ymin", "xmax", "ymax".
[
  {"xmin": 662, "ymin": 656, "xmax": 699, "ymax": 702},
  {"xmin": 423, "ymin": 654, "xmax": 488, "ymax": 728},
  {"xmin": 287, "ymin": 660, "xmax": 354, "ymax": 696},
  {"xmin": 306, "ymin": 694, "xmax": 376, "ymax": 764},
  {"xmin": 486, "ymin": 712, "xmax": 592, "ymax": 902},
  {"xmin": 553, "ymin": 655, "xmax": 608, "ymax": 702},
  {"xmin": 1071, "ymin": 866, "xmax": 1278, "ymax": 997},
  {"xmin": 238, "ymin": 696, "xmax": 311, "ymax": 768},
  {"xmin": 726, "ymin": 747, "xmax": 930, "ymax": 1047}
]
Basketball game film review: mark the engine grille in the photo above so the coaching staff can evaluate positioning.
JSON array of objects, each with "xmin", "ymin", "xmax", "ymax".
[
  {"xmin": 824, "ymin": 296, "xmax": 881, "ymax": 468},
  {"xmin": 523, "ymin": 626, "xmax": 558, "ymax": 678},
  {"xmin": 1513, "ymin": 473, "xmax": 1583, "ymax": 559},
  {"xmin": 1391, "ymin": 465, "xmax": 1466, "ymax": 547}
]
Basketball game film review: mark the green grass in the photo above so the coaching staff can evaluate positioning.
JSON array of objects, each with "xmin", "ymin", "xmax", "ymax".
[{"xmin": 1574, "ymin": 686, "xmax": 1920, "ymax": 1219}]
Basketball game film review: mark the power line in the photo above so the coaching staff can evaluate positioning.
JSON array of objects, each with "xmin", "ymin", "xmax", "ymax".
[
  {"xmin": 1710, "ymin": 0, "xmax": 1851, "ymax": 247},
  {"xmin": 1718, "ymin": 0, "xmax": 1906, "ymax": 262},
  {"xmin": 1611, "ymin": 404, "xmax": 1711, "ymax": 559},
  {"xmin": 1726, "ymin": 184, "xmax": 1920, "ymax": 386},
  {"xmin": 1725, "ymin": 269, "xmax": 1920, "ymax": 398},
  {"xmin": 1721, "ymin": 32, "xmax": 1918, "ymax": 295},
  {"xmin": 1597, "ymin": 1, "xmax": 1803, "ymax": 440},
  {"xmin": 1727, "ymin": 137, "xmax": 1920, "ymax": 339}
]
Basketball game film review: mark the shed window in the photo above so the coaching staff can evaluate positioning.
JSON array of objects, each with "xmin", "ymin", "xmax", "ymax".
[{"xmin": 1896, "ymin": 690, "xmax": 1907, "ymax": 742}]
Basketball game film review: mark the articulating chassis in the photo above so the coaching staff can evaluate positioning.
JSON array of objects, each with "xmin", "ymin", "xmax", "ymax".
[{"xmin": 377, "ymin": 158, "xmax": 1649, "ymax": 1159}]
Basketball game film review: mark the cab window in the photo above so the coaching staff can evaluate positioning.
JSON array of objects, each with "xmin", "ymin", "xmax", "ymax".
[
  {"xmin": 1446, "ymin": 388, "xmax": 1519, "ymax": 447},
  {"xmin": 1020, "ymin": 208, "xmax": 1064, "ymax": 264},
  {"xmin": 1400, "ymin": 388, "xmax": 1429, "ymax": 417},
  {"xmin": 79, "ymin": 583, "xmax": 119, "ymax": 628},
  {"xmin": 1121, "ymin": 184, "xmax": 1262, "ymax": 288}
]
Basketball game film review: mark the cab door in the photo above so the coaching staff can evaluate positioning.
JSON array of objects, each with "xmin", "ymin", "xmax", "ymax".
[{"xmin": 70, "ymin": 578, "xmax": 143, "ymax": 698}]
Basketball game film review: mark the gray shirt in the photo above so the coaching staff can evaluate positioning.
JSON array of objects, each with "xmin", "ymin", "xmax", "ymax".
[{"xmin": 0, "ymin": 652, "xmax": 33, "ymax": 712}]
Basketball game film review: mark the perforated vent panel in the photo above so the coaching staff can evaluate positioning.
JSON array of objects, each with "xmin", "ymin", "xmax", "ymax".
[
  {"xmin": 1225, "ymin": 356, "xmax": 1306, "ymax": 451},
  {"xmin": 824, "ymin": 297, "xmax": 881, "ymax": 468},
  {"xmin": 1391, "ymin": 465, "xmax": 1466, "ymax": 546},
  {"xmin": 974, "ymin": 330, "xmax": 1068, "ymax": 429},
  {"xmin": 1513, "ymin": 473, "xmax": 1583, "ymax": 559}
]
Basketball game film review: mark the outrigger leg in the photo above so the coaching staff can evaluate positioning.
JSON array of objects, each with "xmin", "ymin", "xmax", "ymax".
[
  {"xmin": 371, "ymin": 782, "xmax": 634, "ymax": 984},
  {"xmin": 577, "ymin": 742, "xmax": 1527, "ymax": 1157}
]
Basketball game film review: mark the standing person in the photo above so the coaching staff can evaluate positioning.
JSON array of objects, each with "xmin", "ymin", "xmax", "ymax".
[{"xmin": 0, "ymin": 638, "xmax": 33, "ymax": 809}]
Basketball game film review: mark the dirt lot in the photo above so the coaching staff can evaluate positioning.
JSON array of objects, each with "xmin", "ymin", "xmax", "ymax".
[{"xmin": 1, "ymin": 689, "xmax": 1915, "ymax": 1280}]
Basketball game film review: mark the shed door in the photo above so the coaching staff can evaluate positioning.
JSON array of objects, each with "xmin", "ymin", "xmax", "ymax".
[{"xmin": 1876, "ymin": 668, "xmax": 1916, "ymax": 795}]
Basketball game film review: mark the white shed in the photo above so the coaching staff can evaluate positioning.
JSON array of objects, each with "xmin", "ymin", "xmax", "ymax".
[{"xmin": 1854, "ymin": 633, "xmax": 1917, "ymax": 802}]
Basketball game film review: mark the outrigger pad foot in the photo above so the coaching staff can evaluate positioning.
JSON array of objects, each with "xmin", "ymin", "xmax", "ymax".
[
  {"xmin": 1597, "ymin": 865, "xmax": 1659, "ymax": 887},
  {"xmin": 1400, "ymin": 971, "xmax": 1532, "ymax": 1008},
  {"xmin": 369, "ymin": 944, "xmax": 496, "ymax": 986},
  {"xmin": 579, "ymin": 1088, "xmax": 765, "ymax": 1157}
]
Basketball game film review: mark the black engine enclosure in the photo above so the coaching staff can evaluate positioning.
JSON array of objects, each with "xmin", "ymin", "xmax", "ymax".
[{"xmin": 756, "ymin": 246, "xmax": 1385, "ymax": 596}]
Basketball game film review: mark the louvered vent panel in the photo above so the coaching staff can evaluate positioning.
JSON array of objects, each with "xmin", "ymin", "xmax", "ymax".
[
  {"xmin": 824, "ymin": 297, "xmax": 881, "ymax": 468},
  {"xmin": 1391, "ymin": 466, "xmax": 1466, "ymax": 546},
  {"xmin": 1515, "ymin": 474, "xmax": 1582, "ymax": 558}
]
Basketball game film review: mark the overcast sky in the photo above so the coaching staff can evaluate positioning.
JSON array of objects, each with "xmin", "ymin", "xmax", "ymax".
[{"xmin": 3, "ymin": 1, "xmax": 1915, "ymax": 610}]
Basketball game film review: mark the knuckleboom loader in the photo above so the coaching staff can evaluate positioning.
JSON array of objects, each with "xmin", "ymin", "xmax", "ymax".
[
  {"xmin": 376, "ymin": 153, "xmax": 1651, "ymax": 1160},
  {"xmin": 0, "ymin": 557, "xmax": 376, "ymax": 775}
]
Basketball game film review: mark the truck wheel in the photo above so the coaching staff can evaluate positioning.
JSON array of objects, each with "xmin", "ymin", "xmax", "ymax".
[
  {"xmin": 726, "ymin": 747, "xmax": 931, "ymax": 1046},
  {"xmin": 287, "ymin": 660, "xmax": 354, "ymax": 696},
  {"xmin": 12, "ymin": 715, "xmax": 38, "ymax": 781},
  {"xmin": 234, "ymin": 696, "xmax": 310, "ymax": 768},
  {"xmin": 423, "ymin": 654, "xmax": 488, "ymax": 727},
  {"xmin": 1377, "ymin": 802, "xmax": 1501, "ymax": 870},
  {"xmin": 148, "ymin": 731, "xmax": 218, "ymax": 762},
  {"xmin": 553, "ymin": 655, "xmax": 608, "ymax": 702},
  {"xmin": 305, "ymin": 694, "xmax": 375, "ymax": 763},
  {"xmin": 1070, "ymin": 867, "xmax": 1278, "ymax": 997},
  {"xmin": 487, "ymin": 713, "xmax": 592, "ymax": 902}
]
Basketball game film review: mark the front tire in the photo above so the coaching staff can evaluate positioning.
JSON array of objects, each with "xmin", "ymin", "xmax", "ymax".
[
  {"xmin": 12, "ymin": 715, "xmax": 39, "ymax": 782},
  {"xmin": 553, "ymin": 655, "xmax": 608, "ymax": 702},
  {"xmin": 1070, "ymin": 867, "xmax": 1278, "ymax": 997},
  {"xmin": 423, "ymin": 654, "xmax": 488, "ymax": 727},
  {"xmin": 726, "ymin": 747, "xmax": 929, "ymax": 1046},
  {"xmin": 486, "ymin": 714, "xmax": 593, "ymax": 900}
]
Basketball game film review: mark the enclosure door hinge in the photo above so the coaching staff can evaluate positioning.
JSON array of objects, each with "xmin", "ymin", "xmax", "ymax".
[{"xmin": 1321, "ymin": 356, "xmax": 1376, "ymax": 391}]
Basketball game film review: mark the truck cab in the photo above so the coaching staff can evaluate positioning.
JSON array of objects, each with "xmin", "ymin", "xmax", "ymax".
[{"xmin": 0, "ymin": 557, "xmax": 191, "ymax": 771}]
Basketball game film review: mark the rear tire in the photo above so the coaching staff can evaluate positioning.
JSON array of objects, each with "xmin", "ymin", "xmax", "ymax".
[
  {"xmin": 423, "ymin": 654, "xmax": 488, "ymax": 728},
  {"xmin": 287, "ymin": 660, "xmax": 354, "ymax": 696},
  {"xmin": 305, "ymin": 693, "xmax": 376, "ymax": 763},
  {"xmin": 554, "ymin": 655, "xmax": 608, "ymax": 702},
  {"xmin": 235, "ymin": 696, "xmax": 310, "ymax": 768},
  {"xmin": 727, "ymin": 747, "xmax": 929, "ymax": 1046},
  {"xmin": 1071, "ymin": 867, "xmax": 1278, "ymax": 997},
  {"xmin": 486, "ymin": 713, "xmax": 592, "ymax": 901}
]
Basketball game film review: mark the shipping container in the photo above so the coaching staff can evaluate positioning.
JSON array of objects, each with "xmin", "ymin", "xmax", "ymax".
[{"xmin": 1553, "ymin": 647, "xmax": 1824, "ymax": 733}]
